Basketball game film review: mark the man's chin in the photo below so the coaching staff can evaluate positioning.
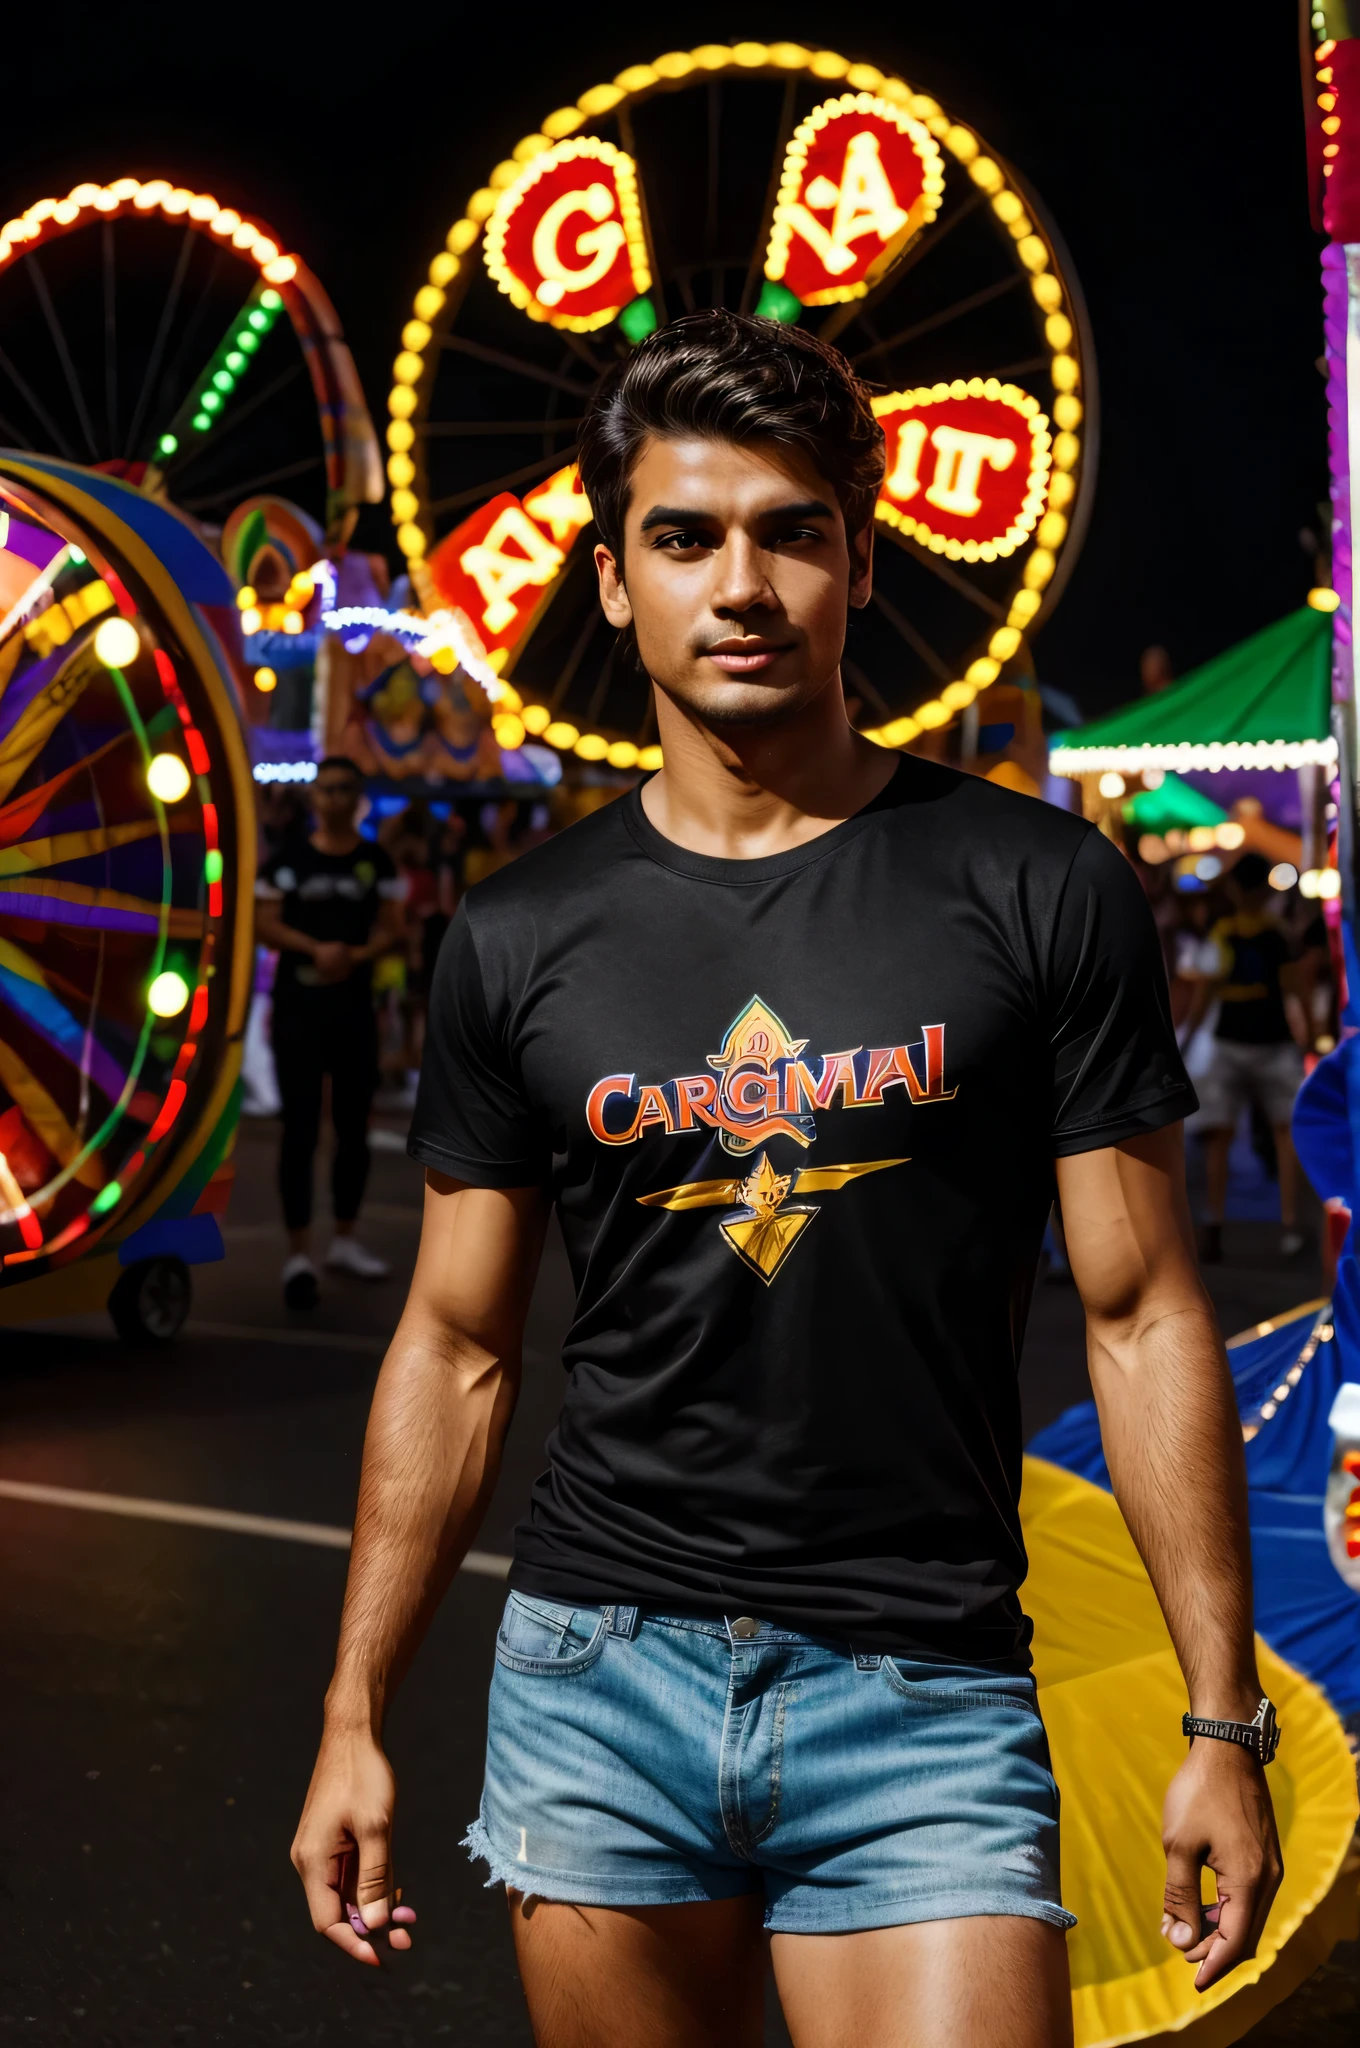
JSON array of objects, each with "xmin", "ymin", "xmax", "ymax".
[{"xmin": 658, "ymin": 671, "xmax": 824, "ymax": 730}]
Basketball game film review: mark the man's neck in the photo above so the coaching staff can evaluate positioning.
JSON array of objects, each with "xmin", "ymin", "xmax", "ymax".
[
  {"xmin": 312, "ymin": 826, "xmax": 361, "ymax": 857},
  {"xmin": 639, "ymin": 672, "xmax": 899, "ymax": 861}
]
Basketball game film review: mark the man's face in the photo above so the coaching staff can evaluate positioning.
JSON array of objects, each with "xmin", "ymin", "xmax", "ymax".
[
  {"xmin": 312, "ymin": 770, "xmax": 361, "ymax": 829},
  {"xmin": 594, "ymin": 434, "xmax": 872, "ymax": 730}
]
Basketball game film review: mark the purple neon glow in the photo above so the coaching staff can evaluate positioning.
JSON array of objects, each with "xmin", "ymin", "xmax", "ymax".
[
  {"xmin": 0, "ymin": 891, "xmax": 160, "ymax": 933},
  {"xmin": 1322, "ymin": 243, "xmax": 1351, "ymax": 703},
  {"xmin": 0, "ymin": 509, "xmax": 67, "ymax": 572}
]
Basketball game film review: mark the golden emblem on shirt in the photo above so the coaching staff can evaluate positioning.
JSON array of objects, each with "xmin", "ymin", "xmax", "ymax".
[{"xmin": 638, "ymin": 1149, "xmax": 907, "ymax": 1284}]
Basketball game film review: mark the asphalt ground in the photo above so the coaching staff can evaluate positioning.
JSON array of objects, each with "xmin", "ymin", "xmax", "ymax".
[{"xmin": 1, "ymin": 1114, "xmax": 1355, "ymax": 2046}]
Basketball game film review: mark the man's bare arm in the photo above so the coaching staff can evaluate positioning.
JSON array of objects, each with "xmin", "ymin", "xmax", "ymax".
[
  {"xmin": 291, "ymin": 1172, "xmax": 550, "ymax": 1964},
  {"xmin": 1057, "ymin": 1127, "xmax": 1282, "ymax": 1992}
]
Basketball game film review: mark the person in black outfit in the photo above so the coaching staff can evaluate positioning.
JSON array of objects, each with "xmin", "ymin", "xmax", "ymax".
[{"xmin": 255, "ymin": 756, "xmax": 406, "ymax": 1308}]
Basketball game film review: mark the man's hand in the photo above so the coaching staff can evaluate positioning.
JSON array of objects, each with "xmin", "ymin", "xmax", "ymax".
[
  {"xmin": 311, "ymin": 940, "xmax": 354, "ymax": 984},
  {"xmin": 1160, "ymin": 1740, "xmax": 1282, "ymax": 1990},
  {"xmin": 291, "ymin": 1728, "xmax": 415, "ymax": 1966}
]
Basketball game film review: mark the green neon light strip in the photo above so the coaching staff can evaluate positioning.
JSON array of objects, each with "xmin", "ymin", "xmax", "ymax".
[{"xmin": 148, "ymin": 279, "xmax": 285, "ymax": 464}]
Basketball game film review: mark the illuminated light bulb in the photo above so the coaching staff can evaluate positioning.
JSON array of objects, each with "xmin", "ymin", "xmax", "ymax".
[
  {"xmin": 204, "ymin": 849, "xmax": 224, "ymax": 884},
  {"xmin": 212, "ymin": 370, "xmax": 234, "ymax": 393},
  {"xmin": 390, "ymin": 488, "xmax": 419, "ymax": 522},
  {"xmin": 1031, "ymin": 273, "xmax": 1063, "ymax": 311},
  {"xmin": 93, "ymin": 616, "xmax": 140, "ymax": 669},
  {"xmin": 607, "ymin": 740, "xmax": 639, "ymax": 769},
  {"xmin": 1053, "ymin": 430, "xmax": 1080, "ymax": 471},
  {"xmin": 542, "ymin": 105, "xmax": 586, "ymax": 137},
  {"xmin": 1187, "ymin": 825, "xmax": 1217, "ymax": 852},
  {"xmin": 1268, "ymin": 861, "xmax": 1298, "ymax": 891},
  {"xmin": 1308, "ymin": 586, "xmax": 1341, "ymax": 611},
  {"xmin": 262, "ymin": 255, "xmax": 297, "ymax": 284},
  {"xmin": 467, "ymin": 188, "xmax": 499, "ymax": 223},
  {"xmin": 232, "ymin": 221, "xmax": 258, "ymax": 248},
  {"xmin": 136, "ymin": 180, "xmax": 170, "ymax": 208},
  {"xmin": 240, "ymin": 607, "xmax": 263, "ymax": 634},
  {"xmin": 968, "ymin": 157, "xmax": 1004, "ymax": 192},
  {"xmin": 637, "ymin": 745, "xmax": 665, "ymax": 771},
  {"xmin": 236, "ymin": 585, "xmax": 257, "ymax": 610},
  {"xmin": 1138, "ymin": 834, "xmax": 1169, "ymax": 864},
  {"xmin": 1323, "ymin": 115, "xmax": 1342, "ymax": 134},
  {"xmin": 290, "ymin": 573, "xmax": 314, "ymax": 604},
  {"xmin": 965, "ymin": 656, "xmax": 1001, "ymax": 687},
  {"xmin": 396, "ymin": 522, "xmax": 425, "ymax": 558},
  {"xmin": 387, "ymin": 419, "xmax": 415, "ymax": 453},
  {"xmin": 1044, "ymin": 312, "xmax": 1073, "ymax": 350},
  {"xmin": 915, "ymin": 700, "xmax": 950, "ymax": 730},
  {"xmin": 1008, "ymin": 588, "xmax": 1042, "ymax": 626},
  {"xmin": 1052, "ymin": 394, "xmax": 1083, "ymax": 431},
  {"xmin": 148, "ymin": 970, "xmax": 190, "ymax": 1018},
  {"xmin": 1318, "ymin": 868, "xmax": 1342, "ymax": 898},
  {"xmin": 544, "ymin": 720, "xmax": 580, "ymax": 749},
  {"xmin": 253, "ymin": 239, "xmax": 280, "ymax": 264},
  {"xmin": 389, "ymin": 385, "xmax": 417, "ymax": 419},
  {"xmin": 70, "ymin": 182, "xmax": 101, "ymax": 206},
  {"xmin": 1142, "ymin": 767, "xmax": 1165, "ymax": 790},
  {"xmin": 192, "ymin": 412, "xmax": 212, "ymax": 432},
  {"xmin": 387, "ymin": 453, "xmax": 415, "ymax": 488},
  {"xmin": 402, "ymin": 319, "xmax": 432, "ymax": 351},
  {"xmin": 447, "ymin": 219, "xmax": 480, "ymax": 257},
  {"xmin": 259, "ymin": 288, "xmax": 283, "ymax": 310},
  {"xmin": 1195, "ymin": 854, "xmax": 1222, "ymax": 881},
  {"xmin": 165, "ymin": 188, "xmax": 193, "ymax": 215},
  {"xmin": 1319, "ymin": 92, "xmax": 1337, "ymax": 111},
  {"xmin": 1022, "ymin": 548, "xmax": 1056, "ymax": 591},
  {"xmin": 225, "ymin": 351, "xmax": 246, "ymax": 372},
  {"xmin": 942, "ymin": 681, "xmax": 977, "ymax": 712},
  {"xmin": 1037, "ymin": 511, "xmax": 1068, "ymax": 549},
  {"xmin": 188, "ymin": 192, "xmax": 218, "ymax": 221},
  {"xmin": 988, "ymin": 626, "xmax": 1022, "ymax": 661},
  {"xmin": 147, "ymin": 752, "xmax": 191, "ymax": 803},
  {"xmin": 413, "ymin": 286, "xmax": 444, "ymax": 322},
  {"xmin": 93, "ymin": 188, "xmax": 119, "ymax": 213},
  {"xmin": 254, "ymin": 666, "xmax": 277, "ymax": 692},
  {"xmin": 248, "ymin": 308, "xmax": 269, "ymax": 331},
  {"xmin": 574, "ymin": 732, "xmax": 610, "ymax": 761},
  {"xmin": 492, "ymin": 714, "xmax": 527, "ymax": 749},
  {"xmin": 54, "ymin": 200, "xmax": 80, "ymax": 225},
  {"xmin": 68, "ymin": 546, "xmax": 86, "ymax": 564},
  {"xmin": 498, "ymin": 684, "xmax": 523, "ymax": 712},
  {"xmin": 1049, "ymin": 471, "xmax": 1076, "ymax": 510},
  {"xmin": 157, "ymin": 432, "xmax": 178, "ymax": 457},
  {"xmin": 1216, "ymin": 822, "xmax": 1246, "ymax": 849},
  {"xmin": 211, "ymin": 208, "xmax": 241, "ymax": 235},
  {"xmin": 1098, "ymin": 771, "xmax": 1126, "ymax": 799},
  {"xmin": 201, "ymin": 390, "xmax": 222, "ymax": 413},
  {"xmin": 1017, "ymin": 235, "xmax": 1048, "ymax": 272},
  {"xmin": 282, "ymin": 610, "xmax": 304, "ymax": 635},
  {"xmin": 1050, "ymin": 354, "xmax": 1079, "ymax": 393},
  {"xmin": 521, "ymin": 703, "xmax": 551, "ymax": 735},
  {"xmin": 109, "ymin": 177, "xmax": 140, "ymax": 202},
  {"xmin": 1300, "ymin": 867, "xmax": 1323, "ymax": 898}
]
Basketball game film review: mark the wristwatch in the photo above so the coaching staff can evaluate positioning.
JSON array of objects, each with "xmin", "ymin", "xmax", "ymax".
[{"xmin": 1182, "ymin": 1696, "xmax": 1280, "ymax": 1765}]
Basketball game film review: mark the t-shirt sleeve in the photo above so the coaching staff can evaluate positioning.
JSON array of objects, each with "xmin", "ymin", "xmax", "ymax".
[
  {"xmin": 407, "ymin": 906, "xmax": 551, "ymax": 1186},
  {"xmin": 1048, "ymin": 829, "xmax": 1198, "ymax": 1155}
]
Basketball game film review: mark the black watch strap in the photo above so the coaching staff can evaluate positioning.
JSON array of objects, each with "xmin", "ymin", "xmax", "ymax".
[{"xmin": 1182, "ymin": 1697, "xmax": 1280, "ymax": 1765}]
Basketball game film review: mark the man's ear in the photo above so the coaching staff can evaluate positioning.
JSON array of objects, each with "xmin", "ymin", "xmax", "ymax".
[
  {"xmin": 848, "ymin": 521, "xmax": 874, "ymax": 611},
  {"xmin": 595, "ymin": 542, "xmax": 633, "ymax": 629}
]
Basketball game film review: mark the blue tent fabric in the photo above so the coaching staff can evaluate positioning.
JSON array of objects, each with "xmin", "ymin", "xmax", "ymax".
[
  {"xmin": 1028, "ymin": 1304, "xmax": 1360, "ymax": 1718},
  {"xmin": 2, "ymin": 451, "xmax": 236, "ymax": 606}
]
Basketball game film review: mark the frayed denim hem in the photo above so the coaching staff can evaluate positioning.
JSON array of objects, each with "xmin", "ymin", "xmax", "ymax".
[{"xmin": 461, "ymin": 1814, "xmax": 540, "ymax": 1900}]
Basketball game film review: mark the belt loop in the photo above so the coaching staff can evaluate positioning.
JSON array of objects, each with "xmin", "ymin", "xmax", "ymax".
[{"xmin": 609, "ymin": 1604, "xmax": 640, "ymax": 1640}]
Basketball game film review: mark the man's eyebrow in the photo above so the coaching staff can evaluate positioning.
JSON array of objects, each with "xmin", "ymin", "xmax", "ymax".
[{"xmin": 637, "ymin": 498, "xmax": 836, "ymax": 532}]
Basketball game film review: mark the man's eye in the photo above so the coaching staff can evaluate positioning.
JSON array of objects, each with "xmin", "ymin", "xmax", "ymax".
[{"xmin": 655, "ymin": 530, "xmax": 708, "ymax": 550}]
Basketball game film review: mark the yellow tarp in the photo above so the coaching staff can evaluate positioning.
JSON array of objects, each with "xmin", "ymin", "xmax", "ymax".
[{"xmin": 1021, "ymin": 1455, "xmax": 1358, "ymax": 2046}]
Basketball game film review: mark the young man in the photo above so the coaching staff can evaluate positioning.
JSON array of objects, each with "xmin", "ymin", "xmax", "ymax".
[
  {"xmin": 1190, "ymin": 853, "xmax": 1307, "ymax": 1262},
  {"xmin": 255, "ymin": 756, "xmax": 406, "ymax": 1308},
  {"xmin": 292, "ymin": 314, "xmax": 1281, "ymax": 2045}
]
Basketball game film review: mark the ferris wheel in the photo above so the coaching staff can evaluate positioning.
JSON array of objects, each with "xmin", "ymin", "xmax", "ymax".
[
  {"xmin": 385, "ymin": 39, "xmax": 1096, "ymax": 768},
  {"xmin": 0, "ymin": 180, "xmax": 381, "ymax": 540}
]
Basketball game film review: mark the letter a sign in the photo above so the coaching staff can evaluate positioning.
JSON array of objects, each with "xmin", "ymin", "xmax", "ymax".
[
  {"xmin": 765, "ymin": 94, "xmax": 945, "ymax": 306},
  {"xmin": 484, "ymin": 137, "xmax": 651, "ymax": 332}
]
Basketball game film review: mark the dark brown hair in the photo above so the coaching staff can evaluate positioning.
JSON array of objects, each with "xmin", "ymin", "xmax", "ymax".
[{"xmin": 577, "ymin": 310, "xmax": 885, "ymax": 556}]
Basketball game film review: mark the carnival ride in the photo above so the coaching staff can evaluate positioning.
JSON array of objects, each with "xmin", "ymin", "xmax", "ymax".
[
  {"xmin": 0, "ymin": 453, "xmax": 254, "ymax": 1339},
  {"xmin": 380, "ymin": 39, "xmax": 1097, "ymax": 771}
]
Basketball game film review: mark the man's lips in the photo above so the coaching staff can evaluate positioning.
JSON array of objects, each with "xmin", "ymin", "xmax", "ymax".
[{"xmin": 702, "ymin": 640, "xmax": 793, "ymax": 674}]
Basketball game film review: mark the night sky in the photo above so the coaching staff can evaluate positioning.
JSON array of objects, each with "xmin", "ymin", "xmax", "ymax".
[{"xmin": 8, "ymin": 2, "xmax": 1325, "ymax": 719}]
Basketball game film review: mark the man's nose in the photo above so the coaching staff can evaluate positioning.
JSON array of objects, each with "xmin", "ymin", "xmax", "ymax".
[{"xmin": 711, "ymin": 539, "xmax": 776, "ymax": 614}]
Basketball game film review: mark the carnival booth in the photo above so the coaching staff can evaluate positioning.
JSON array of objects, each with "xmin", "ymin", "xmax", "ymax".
[{"xmin": 0, "ymin": 455, "xmax": 254, "ymax": 1340}]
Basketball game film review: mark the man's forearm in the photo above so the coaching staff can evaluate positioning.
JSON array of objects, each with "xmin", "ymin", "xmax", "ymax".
[
  {"xmin": 255, "ymin": 911, "xmax": 319, "ymax": 959},
  {"xmin": 1088, "ymin": 1290, "xmax": 1261, "ymax": 1718},
  {"xmin": 325, "ymin": 1311, "xmax": 518, "ymax": 1733}
]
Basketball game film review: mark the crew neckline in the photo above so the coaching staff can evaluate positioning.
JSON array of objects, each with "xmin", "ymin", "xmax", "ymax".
[{"xmin": 619, "ymin": 757, "xmax": 911, "ymax": 885}]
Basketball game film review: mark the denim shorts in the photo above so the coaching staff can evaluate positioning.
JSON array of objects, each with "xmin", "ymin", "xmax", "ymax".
[{"xmin": 464, "ymin": 1594, "xmax": 1075, "ymax": 1935}]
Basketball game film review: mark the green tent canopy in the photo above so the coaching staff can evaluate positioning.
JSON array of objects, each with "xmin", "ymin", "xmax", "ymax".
[
  {"xmin": 1051, "ymin": 607, "xmax": 1334, "ymax": 773},
  {"xmin": 1123, "ymin": 771, "xmax": 1226, "ymax": 834}
]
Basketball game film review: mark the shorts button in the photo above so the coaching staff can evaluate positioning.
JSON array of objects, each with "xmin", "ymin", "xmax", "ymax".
[{"xmin": 731, "ymin": 1616, "xmax": 760, "ymax": 1639}]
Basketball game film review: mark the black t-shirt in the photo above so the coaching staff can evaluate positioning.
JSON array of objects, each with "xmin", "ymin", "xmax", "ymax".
[
  {"xmin": 1210, "ymin": 914, "xmax": 1292, "ymax": 1045},
  {"xmin": 409, "ymin": 761, "xmax": 1196, "ymax": 1658},
  {"xmin": 257, "ymin": 837, "xmax": 404, "ymax": 1007}
]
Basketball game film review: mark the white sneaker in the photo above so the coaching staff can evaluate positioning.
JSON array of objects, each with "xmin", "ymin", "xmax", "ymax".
[
  {"xmin": 325, "ymin": 1236, "xmax": 390, "ymax": 1280},
  {"xmin": 282, "ymin": 1254, "xmax": 319, "ymax": 1311}
]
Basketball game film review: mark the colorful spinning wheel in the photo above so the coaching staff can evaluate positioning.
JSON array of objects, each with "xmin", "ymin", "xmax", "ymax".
[
  {"xmin": 0, "ymin": 181, "xmax": 381, "ymax": 539},
  {"xmin": 0, "ymin": 454, "xmax": 253, "ymax": 1326},
  {"xmin": 388, "ymin": 40, "xmax": 1096, "ymax": 766}
]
